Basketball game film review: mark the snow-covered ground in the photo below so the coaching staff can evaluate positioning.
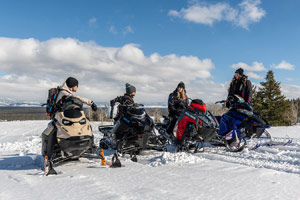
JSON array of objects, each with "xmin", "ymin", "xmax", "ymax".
[{"xmin": 1, "ymin": 121, "xmax": 300, "ymax": 200}]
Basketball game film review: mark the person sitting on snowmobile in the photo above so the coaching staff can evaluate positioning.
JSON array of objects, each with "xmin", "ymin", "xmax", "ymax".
[
  {"xmin": 227, "ymin": 68, "xmax": 252, "ymax": 106},
  {"xmin": 110, "ymin": 83, "xmax": 136, "ymax": 141},
  {"xmin": 41, "ymin": 77, "xmax": 97, "ymax": 159},
  {"xmin": 166, "ymin": 81, "xmax": 188, "ymax": 135}
]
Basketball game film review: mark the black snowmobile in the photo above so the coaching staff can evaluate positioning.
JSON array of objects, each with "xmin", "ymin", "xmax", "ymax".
[
  {"xmin": 99, "ymin": 103, "xmax": 167, "ymax": 161},
  {"xmin": 156, "ymin": 99, "xmax": 219, "ymax": 153},
  {"xmin": 42, "ymin": 97, "xmax": 121, "ymax": 175}
]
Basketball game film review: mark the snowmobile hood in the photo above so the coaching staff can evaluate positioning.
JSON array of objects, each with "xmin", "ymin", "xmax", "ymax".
[{"xmin": 55, "ymin": 110, "xmax": 92, "ymax": 139}]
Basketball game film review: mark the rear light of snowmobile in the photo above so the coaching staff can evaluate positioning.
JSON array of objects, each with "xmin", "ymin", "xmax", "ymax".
[
  {"xmin": 137, "ymin": 134, "xmax": 141, "ymax": 138},
  {"xmin": 46, "ymin": 113, "xmax": 50, "ymax": 116}
]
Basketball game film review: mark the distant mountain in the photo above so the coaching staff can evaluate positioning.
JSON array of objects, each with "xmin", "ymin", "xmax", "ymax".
[
  {"xmin": 94, "ymin": 101, "xmax": 167, "ymax": 108},
  {"xmin": 0, "ymin": 98, "xmax": 166, "ymax": 108},
  {"xmin": 0, "ymin": 98, "xmax": 42, "ymax": 107}
]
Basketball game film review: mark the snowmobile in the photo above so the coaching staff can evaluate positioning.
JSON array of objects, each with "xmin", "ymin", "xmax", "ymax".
[
  {"xmin": 155, "ymin": 99, "xmax": 219, "ymax": 153},
  {"xmin": 43, "ymin": 97, "xmax": 121, "ymax": 175},
  {"xmin": 213, "ymin": 95, "xmax": 271, "ymax": 152},
  {"xmin": 99, "ymin": 103, "xmax": 167, "ymax": 161}
]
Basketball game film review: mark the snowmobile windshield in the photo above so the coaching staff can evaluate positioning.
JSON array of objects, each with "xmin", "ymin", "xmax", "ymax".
[
  {"xmin": 197, "ymin": 111, "xmax": 218, "ymax": 129},
  {"xmin": 127, "ymin": 108, "xmax": 146, "ymax": 120},
  {"xmin": 62, "ymin": 97, "xmax": 83, "ymax": 110},
  {"xmin": 63, "ymin": 109, "xmax": 82, "ymax": 119}
]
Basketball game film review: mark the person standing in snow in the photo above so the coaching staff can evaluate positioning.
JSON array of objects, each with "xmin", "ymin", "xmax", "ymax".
[
  {"xmin": 227, "ymin": 68, "xmax": 252, "ymax": 105},
  {"xmin": 41, "ymin": 77, "xmax": 97, "ymax": 159},
  {"xmin": 167, "ymin": 81, "xmax": 188, "ymax": 135}
]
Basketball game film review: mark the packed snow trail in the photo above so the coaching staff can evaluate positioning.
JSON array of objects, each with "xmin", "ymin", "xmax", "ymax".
[{"xmin": 197, "ymin": 137, "xmax": 300, "ymax": 174}]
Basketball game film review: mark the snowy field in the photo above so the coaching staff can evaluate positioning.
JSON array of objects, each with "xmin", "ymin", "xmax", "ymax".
[{"xmin": 1, "ymin": 120, "xmax": 300, "ymax": 200}]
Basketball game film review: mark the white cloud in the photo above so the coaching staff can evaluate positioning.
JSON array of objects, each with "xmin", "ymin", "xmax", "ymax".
[
  {"xmin": 236, "ymin": 0, "xmax": 266, "ymax": 29},
  {"xmin": 0, "ymin": 37, "xmax": 215, "ymax": 103},
  {"xmin": 281, "ymin": 84, "xmax": 300, "ymax": 99},
  {"xmin": 286, "ymin": 78, "xmax": 294, "ymax": 81},
  {"xmin": 231, "ymin": 61, "xmax": 266, "ymax": 72},
  {"xmin": 168, "ymin": 10, "xmax": 180, "ymax": 17},
  {"xmin": 169, "ymin": 2, "xmax": 230, "ymax": 26},
  {"xmin": 188, "ymin": 80, "xmax": 229, "ymax": 103},
  {"xmin": 168, "ymin": 0, "xmax": 266, "ymax": 29},
  {"xmin": 247, "ymin": 72, "xmax": 264, "ymax": 80},
  {"xmin": 272, "ymin": 60, "xmax": 295, "ymax": 70}
]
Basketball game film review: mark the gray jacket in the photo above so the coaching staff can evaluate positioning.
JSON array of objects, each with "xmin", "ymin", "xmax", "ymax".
[{"xmin": 56, "ymin": 82, "xmax": 93, "ymax": 106}]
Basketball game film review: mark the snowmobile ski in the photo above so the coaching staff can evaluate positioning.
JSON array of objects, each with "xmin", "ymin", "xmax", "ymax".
[
  {"xmin": 99, "ymin": 149, "xmax": 121, "ymax": 168},
  {"xmin": 249, "ymin": 138, "xmax": 292, "ymax": 150},
  {"xmin": 110, "ymin": 153, "xmax": 122, "ymax": 168}
]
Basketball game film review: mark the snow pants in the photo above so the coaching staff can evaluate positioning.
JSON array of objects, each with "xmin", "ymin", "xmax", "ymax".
[{"xmin": 41, "ymin": 121, "xmax": 57, "ymax": 159}]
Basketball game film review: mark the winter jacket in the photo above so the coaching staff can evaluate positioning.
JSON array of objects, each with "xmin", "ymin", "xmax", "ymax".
[
  {"xmin": 56, "ymin": 82, "xmax": 93, "ymax": 106},
  {"xmin": 228, "ymin": 75, "xmax": 252, "ymax": 103},
  {"xmin": 168, "ymin": 90, "xmax": 188, "ymax": 118},
  {"xmin": 111, "ymin": 94, "xmax": 135, "ymax": 121}
]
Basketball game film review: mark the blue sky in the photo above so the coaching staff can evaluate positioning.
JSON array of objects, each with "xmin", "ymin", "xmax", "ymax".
[{"xmin": 0, "ymin": 0, "xmax": 299, "ymax": 103}]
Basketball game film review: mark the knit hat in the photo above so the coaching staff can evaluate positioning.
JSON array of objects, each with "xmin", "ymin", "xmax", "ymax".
[
  {"xmin": 177, "ymin": 81, "xmax": 185, "ymax": 89},
  {"xmin": 235, "ymin": 68, "xmax": 244, "ymax": 76},
  {"xmin": 66, "ymin": 77, "xmax": 79, "ymax": 88},
  {"xmin": 125, "ymin": 83, "xmax": 136, "ymax": 95}
]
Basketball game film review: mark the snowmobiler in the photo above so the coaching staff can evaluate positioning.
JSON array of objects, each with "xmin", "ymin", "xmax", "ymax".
[
  {"xmin": 42, "ymin": 97, "xmax": 121, "ymax": 175},
  {"xmin": 228, "ymin": 68, "xmax": 252, "ymax": 104},
  {"xmin": 167, "ymin": 82, "xmax": 189, "ymax": 136},
  {"xmin": 42, "ymin": 77, "xmax": 119, "ymax": 175},
  {"xmin": 100, "ymin": 95, "xmax": 167, "ymax": 162},
  {"xmin": 214, "ymin": 95, "xmax": 270, "ymax": 152},
  {"xmin": 99, "ymin": 83, "xmax": 166, "ymax": 160},
  {"xmin": 100, "ymin": 102, "xmax": 167, "ymax": 160}
]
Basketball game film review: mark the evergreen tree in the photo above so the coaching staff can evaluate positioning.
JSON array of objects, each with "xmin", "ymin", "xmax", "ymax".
[{"xmin": 252, "ymin": 70, "xmax": 290, "ymax": 126}]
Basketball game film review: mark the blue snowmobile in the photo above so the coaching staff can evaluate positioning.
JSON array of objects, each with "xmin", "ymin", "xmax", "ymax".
[{"xmin": 213, "ymin": 95, "xmax": 271, "ymax": 152}]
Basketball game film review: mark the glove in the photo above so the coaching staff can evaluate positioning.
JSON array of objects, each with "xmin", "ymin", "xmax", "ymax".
[
  {"xmin": 225, "ymin": 101, "xmax": 230, "ymax": 108},
  {"xmin": 91, "ymin": 102, "xmax": 97, "ymax": 111}
]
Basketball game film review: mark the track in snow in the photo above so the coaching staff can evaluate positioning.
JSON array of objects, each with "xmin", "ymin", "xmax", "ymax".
[{"xmin": 196, "ymin": 137, "xmax": 300, "ymax": 174}]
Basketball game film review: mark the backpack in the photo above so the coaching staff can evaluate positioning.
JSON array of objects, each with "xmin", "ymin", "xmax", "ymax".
[
  {"xmin": 45, "ymin": 86, "xmax": 61, "ymax": 118},
  {"xmin": 104, "ymin": 98, "xmax": 120, "ymax": 119}
]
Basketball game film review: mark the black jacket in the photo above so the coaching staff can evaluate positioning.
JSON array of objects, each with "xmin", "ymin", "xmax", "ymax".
[
  {"xmin": 228, "ymin": 75, "xmax": 252, "ymax": 103},
  {"xmin": 168, "ymin": 90, "xmax": 188, "ymax": 117},
  {"xmin": 111, "ymin": 94, "xmax": 135, "ymax": 121}
]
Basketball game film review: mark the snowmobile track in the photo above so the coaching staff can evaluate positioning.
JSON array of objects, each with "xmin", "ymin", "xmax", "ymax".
[{"xmin": 197, "ymin": 137, "xmax": 300, "ymax": 174}]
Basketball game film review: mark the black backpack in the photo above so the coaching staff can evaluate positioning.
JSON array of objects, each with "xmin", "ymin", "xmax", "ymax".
[{"xmin": 45, "ymin": 87, "xmax": 61, "ymax": 118}]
